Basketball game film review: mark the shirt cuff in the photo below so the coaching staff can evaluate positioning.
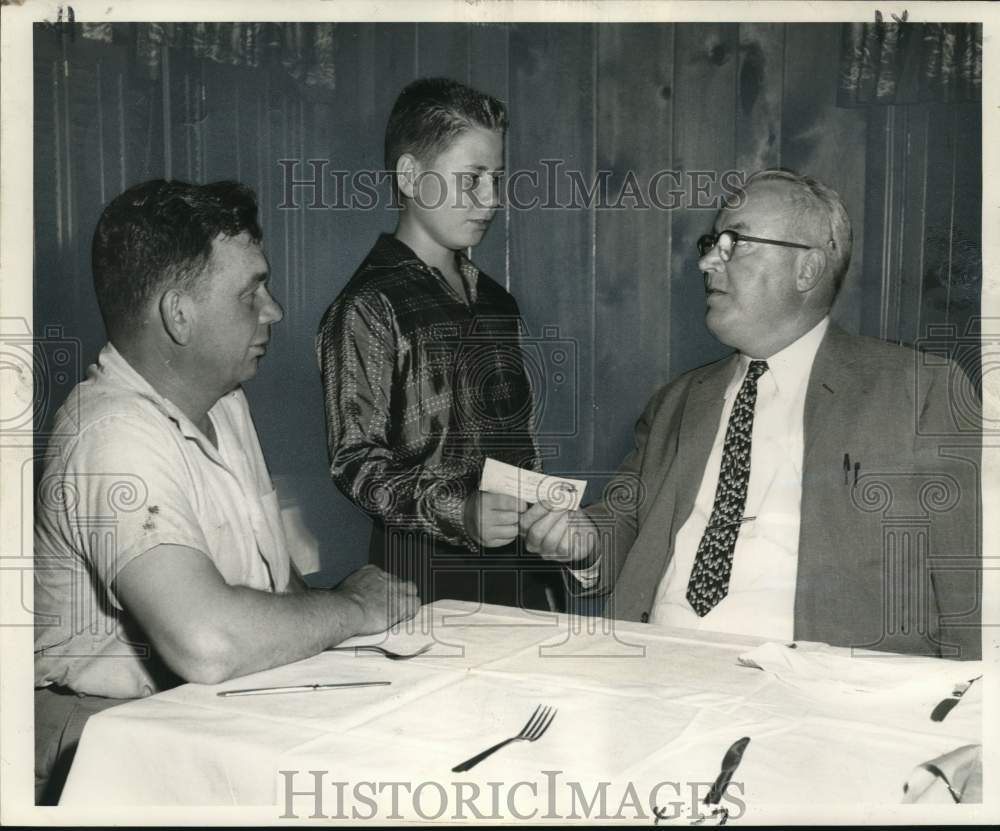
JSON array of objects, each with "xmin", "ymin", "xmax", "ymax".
[{"xmin": 567, "ymin": 554, "xmax": 602, "ymax": 587}]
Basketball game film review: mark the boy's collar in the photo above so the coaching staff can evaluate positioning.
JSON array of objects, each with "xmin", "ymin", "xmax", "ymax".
[
  {"xmin": 372, "ymin": 234, "xmax": 480, "ymax": 288},
  {"xmin": 368, "ymin": 233, "xmax": 425, "ymax": 268}
]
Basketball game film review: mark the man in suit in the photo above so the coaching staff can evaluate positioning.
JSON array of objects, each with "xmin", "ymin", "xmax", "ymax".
[{"xmin": 520, "ymin": 169, "xmax": 981, "ymax": 659}]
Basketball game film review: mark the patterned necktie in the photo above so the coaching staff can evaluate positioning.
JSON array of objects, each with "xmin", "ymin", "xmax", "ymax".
[{"xmin": 686, "ymin": 359, "xmax": 769, "ymax": 616}]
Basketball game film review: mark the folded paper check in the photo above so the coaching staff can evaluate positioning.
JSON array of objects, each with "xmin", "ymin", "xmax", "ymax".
[{"xmin": 479, "ymin": 458, "xmax": 587, "ymax": 511}]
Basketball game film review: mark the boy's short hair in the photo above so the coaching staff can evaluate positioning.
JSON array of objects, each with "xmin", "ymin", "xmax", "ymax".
[
  {"xmin": 92, "ymin": 178, "xmax": 262, "ymax": 340},
  {"xmin": 384, "ymin": 77, "xmax": 508, "ymax": 175}
]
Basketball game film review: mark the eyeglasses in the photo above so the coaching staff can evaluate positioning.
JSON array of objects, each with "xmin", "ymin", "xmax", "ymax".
[{"xmin": 697, "ymin": 229, "xmax": 814, "ymax": 262}]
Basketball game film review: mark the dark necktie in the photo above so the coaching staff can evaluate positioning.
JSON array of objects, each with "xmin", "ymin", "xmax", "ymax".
[{"xmin": 686, "ymin": 359, "xmax": 769, "ymax": 616}]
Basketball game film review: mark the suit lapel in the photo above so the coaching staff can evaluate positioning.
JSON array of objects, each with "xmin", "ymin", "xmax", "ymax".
[
  {"xmin": 669, "ymin": 355, "xmax": 738, "ymax": 528},
  {"xmin": 612, "ymin": 355, "xmax": 735, "ymax": 614},
  {"xmin": 803, "ymin": 325, "xmax": 856, "ymax": 464}
]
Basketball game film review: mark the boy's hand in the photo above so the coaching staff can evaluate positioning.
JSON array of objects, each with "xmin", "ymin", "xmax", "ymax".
[
  {"xmin": 464, "ymin": 492, "xmax": 527, "ymax": 548},
  {"xmin": 519, "ymin": 503, "xmax": 598, "ymax": 564}
]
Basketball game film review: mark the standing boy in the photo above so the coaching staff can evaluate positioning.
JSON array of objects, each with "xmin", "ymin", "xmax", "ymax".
[{"xmin": 318, "ymin": 78, "xmax": 558, "ymax": 609}]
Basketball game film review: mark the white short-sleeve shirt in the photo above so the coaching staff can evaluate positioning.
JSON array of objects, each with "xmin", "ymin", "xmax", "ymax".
[{"xmin": 34, "ymin": 344, "xmax": 292, "ymax": 699}]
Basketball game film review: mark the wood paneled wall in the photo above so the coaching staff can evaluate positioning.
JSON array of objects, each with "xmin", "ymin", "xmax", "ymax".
[{"xmin": 33, "ymin": 23, "xmax": 980, "ymax": 582}]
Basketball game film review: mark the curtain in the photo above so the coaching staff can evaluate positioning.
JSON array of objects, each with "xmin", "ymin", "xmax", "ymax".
[
  {"xmin": 838, "ymin": 22, "xmax": 981, "ymax": 105},
  {"xmin": 75, "ymin": 22, "xmax": 337, "ymax": 94}
]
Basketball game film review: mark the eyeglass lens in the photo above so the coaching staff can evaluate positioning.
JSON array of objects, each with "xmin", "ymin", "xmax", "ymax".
[{"xmin": 698, "ymin": 231, "xmax": 734, "ymax": 260}]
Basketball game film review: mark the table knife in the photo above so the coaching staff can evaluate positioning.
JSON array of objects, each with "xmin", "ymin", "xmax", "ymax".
[
  {"xmin": 930, "ymin": 675, "xmax": 981, "ymax": 722},
  {"xmin": 217, "ymin": 681, "xmax": 391, "ymax": 697},
  {"xmin": 704, "ymin": 736, "xmax": 751, "ymax": 805}
]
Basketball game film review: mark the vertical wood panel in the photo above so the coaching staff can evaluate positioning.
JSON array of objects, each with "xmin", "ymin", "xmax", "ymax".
[
  {"xmin": 202, "ymin": 63, "xmax": 240, "ymax": 183},
  {"xmin": 373, "ymin": 24, "xmax": 418, "ymax": 237},
  {"xmin": 896, "ymin": 105, "xmax": 930, "ymax": 346},
  {"xmin": 415, "ymin": 22, "xmax": 470, "ymax": 80},
  {"xmin": 469, "ymin": 23, "xmax": 511, "ymax": 286},
  {"xmin": 918, "ymin": 103, "xmax": 957, "ymax": 344},
  {"xmin": 782, "ymin": 24, "xmax": 867, "ymax": 334},
  {"xmin": 508, "ymin": 23, "xmax": 595, "ymax": 473},
  {"xmin": 735, "ymin": 23, "xmax": 784, "ymax": 172},
  {"xmin": 594, "ymin": 23, "xmax": 675, "ymax": 471},
  {"xmin": 947, "ymin": 104, "xmax": 981, "ymax": 338},
  {"xmin": 670, "ymin": 23, "xmax": 738, "ymax": 377},
  {"xmin": 860, "ymin": 106, "xmax": 889, "ymax": 338}
]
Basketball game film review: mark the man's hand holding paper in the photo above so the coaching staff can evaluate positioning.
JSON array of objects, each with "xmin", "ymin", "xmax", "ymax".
[
  {"xmin": 480, "ymin": 458, "xmax": 587, "ymax": 511},
  {"xmin": 477, "ymin": 459, "xmax": 599, "ymax": 566}
]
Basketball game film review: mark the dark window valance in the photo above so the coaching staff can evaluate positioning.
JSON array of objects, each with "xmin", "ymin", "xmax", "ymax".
[
  {"xmin": 72, "ymin": 22, "xmax": 337, "ymax": 94},
  {"xmin": 838, "ymin": 22, "xmax": 981, "ymax": 106}
]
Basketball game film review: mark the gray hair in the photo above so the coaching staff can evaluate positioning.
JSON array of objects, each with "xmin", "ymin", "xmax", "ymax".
[{"xmin": 744, "ymin": 169, "xmax": 853, "ymax": 294}]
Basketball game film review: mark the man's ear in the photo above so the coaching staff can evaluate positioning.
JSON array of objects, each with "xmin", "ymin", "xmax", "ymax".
[
  {"xmin": 396, "ymin": 153, "xmax": 420, "ymax": 200},
  {"xmin": 796, "ymin": 249, "xmax": 828, "ymax": 293},
  {"xmin": 159, "ymin": 289, "xmax": 194, "ymax": 346}
]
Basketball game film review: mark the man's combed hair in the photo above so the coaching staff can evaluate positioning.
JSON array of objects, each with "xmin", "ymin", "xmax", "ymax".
[
  {"xmin": 384, "ymin": 77, "xmax": 508, "ymax": 175},
  {"xmin": 92, "ymin": 179, "xmax": 262, "ymax": 339},
  {"xmin": 744, "ymin": 168, "xmax": 853, "ymax": 293}
]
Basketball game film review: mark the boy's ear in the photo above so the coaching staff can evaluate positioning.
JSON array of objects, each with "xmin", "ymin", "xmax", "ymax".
[
  {"xmin": 159, "ymin": 288, "xmax": 195, "ymax": 346},
  {"xmin": 396, "ymin": 153, "xmax": 419, "ymax": 199}
]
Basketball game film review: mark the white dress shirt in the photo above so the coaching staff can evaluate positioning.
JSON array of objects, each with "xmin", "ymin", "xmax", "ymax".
[{"xmin": 648, "ymin": 317, "xmax": 829, "ymax": 639}]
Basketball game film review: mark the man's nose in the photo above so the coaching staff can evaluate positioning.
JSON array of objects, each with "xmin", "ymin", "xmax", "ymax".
[
  {"xmin": 698, "ymin": 246, "xmax": 726, "ymax": 274},
  {"xmin": 261, "ymin": 289, "xmax": 284, "ymax": 325}
]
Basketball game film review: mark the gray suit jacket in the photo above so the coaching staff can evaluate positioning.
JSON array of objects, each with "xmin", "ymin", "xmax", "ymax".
[{"xmin": 584, "ymin": 325, "xmax": 981, "ymax": 659}]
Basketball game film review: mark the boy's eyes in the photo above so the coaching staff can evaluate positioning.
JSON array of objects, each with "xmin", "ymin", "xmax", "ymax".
[{"xmin": 458, "ymin": 172, "xmax": 502, "ymax": 189}]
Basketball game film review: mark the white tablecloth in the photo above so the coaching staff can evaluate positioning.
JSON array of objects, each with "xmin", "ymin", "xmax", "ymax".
[{"xmin": 59, "ymin": 601, "xmax": 982, "ymax": 820}]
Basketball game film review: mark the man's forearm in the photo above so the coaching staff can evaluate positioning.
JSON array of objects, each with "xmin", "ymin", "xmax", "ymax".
[
  {"xmin": 198, "ymin": 584, "xmax": 367, "ymax": 683},
  {"xmin": 115, "ymin": 546, "xmax": 417, "ymax": 687}
]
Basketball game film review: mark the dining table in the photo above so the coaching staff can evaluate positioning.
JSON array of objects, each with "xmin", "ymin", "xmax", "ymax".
[{"xmin": 58, "ymin": 600, "xmax": 984, "ymax": 822}]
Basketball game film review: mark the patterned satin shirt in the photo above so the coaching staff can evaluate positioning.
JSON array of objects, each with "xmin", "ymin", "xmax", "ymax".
[{"xmin": 317, "ymin": 234, "xmax": 541, "ymax": 550}]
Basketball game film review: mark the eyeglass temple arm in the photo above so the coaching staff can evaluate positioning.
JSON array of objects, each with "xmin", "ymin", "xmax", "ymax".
[{"xmin": 737, "ymin": 234, "xmax": 813, "ymax": 250}]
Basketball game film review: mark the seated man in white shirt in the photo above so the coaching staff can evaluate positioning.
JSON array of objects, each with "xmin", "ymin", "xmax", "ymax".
[
  {"xmin": 520, "ymin": 169, "xmax": 981, "ymax": 659},
  {"xmin": 34, "ymin": 179, "xmax": 420, "ymax": 804}
]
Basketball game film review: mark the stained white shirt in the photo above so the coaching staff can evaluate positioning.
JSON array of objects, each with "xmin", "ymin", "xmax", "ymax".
[
  {"xmin": 34, "ymin": 344, "xmax": 292, "ymax": 699},
  {"xmin": 649, "ymin": 317, "xmax": 829, "ymax": 639}
]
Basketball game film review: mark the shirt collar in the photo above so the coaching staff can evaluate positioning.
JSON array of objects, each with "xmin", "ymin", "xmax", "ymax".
[
  {"xmin": 731, "ymin": 316, "xmax": 830, "ymax": 395},
  {"xmin": 368, "ymin": 233, "xmax": 480, "ymax": 302},
  {"xmin": 94, "ymin": 343, "xmax": 227, "ymax": 455},
  {"xmin": 367, "ymin": 233, "xmax": 424, "ymax": 268}
]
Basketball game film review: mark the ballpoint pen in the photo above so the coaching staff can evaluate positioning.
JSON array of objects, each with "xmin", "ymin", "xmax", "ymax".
[{"xmin": 217, "ymin": 681, "xmax": 391, "ymax": 697}]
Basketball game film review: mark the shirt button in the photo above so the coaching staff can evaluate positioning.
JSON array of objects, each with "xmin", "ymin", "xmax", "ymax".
[{"xmin": 640, "ymin": 612, "xmax": 650, "ymax": 623}]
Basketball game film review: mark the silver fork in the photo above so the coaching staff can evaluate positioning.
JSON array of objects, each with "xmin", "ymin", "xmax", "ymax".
[
  {"xmin": 324, "ymin": 643, "xmax": 432, "ymax": 660},
  {"xmin": 451, "ymin": 705, "xmax": 557, "ymax": 772}
]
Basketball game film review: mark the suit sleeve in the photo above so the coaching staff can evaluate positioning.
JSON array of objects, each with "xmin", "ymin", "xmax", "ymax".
[
  {"xmin": 917, "ymin": 358, "xmax": 982, "ymax": 660},
  {"xmin": 567, "ymin": 384, "xmax": 672, "ymax": 598}
]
